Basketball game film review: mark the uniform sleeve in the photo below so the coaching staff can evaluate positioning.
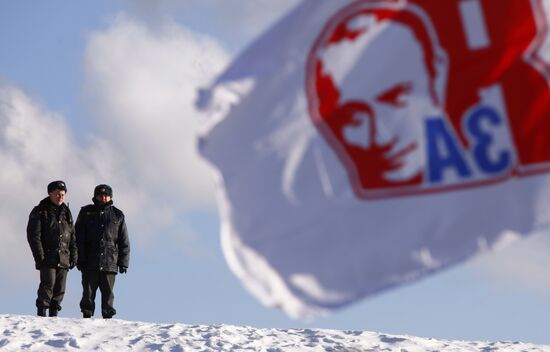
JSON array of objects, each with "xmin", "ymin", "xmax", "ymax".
[
  {"xmin": 26, "ymin": 207, "xmax": 44, "ymax": 265},
  {"xmin": 75, "ymin": 208, "xmax": 87, "ymax": 265},
  {"xmin": 68, "ymin": 209, "xmax": 78, "ymax": 265},
  {"xmin": 117, "ymin": 215, "xmax": 130, "ymax": 268}
]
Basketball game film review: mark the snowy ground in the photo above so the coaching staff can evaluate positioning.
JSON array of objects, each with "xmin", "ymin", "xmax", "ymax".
[{"xmin": 0, "ymin": 314, "xmax": 548, "ymax": 351}]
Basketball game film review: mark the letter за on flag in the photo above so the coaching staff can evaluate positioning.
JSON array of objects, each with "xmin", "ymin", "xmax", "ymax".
[{"xmin": 197, "ymin": 0, "xmax": 550, "ymax": 319}]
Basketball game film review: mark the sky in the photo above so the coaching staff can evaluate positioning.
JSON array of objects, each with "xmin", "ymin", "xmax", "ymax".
[{"xmin": 0, "ymin": 0, "xmax": 549, "ymax": 345}]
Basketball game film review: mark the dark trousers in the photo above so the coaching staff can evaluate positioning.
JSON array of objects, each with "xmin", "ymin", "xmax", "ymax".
[
  {"xmin": 36, "ymin": 267, "xmax": 68, "ymax": 310},
  {"xmin": 80, "ymin": 271, "xmax": 117, "ymax": 318}
]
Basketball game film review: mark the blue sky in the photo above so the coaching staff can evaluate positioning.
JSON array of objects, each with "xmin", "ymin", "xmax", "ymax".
[{"xmin": 1, "ymin": 0, "xmax": 549, "ymax": 345}]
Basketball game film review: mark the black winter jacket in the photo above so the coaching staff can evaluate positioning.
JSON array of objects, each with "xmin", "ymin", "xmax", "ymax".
[
  {"xmin": 75, "ymin": 199, "xmax": 130, "ymax": 273},
  {"xmin": 27, "ymin": 197, "xmax": 77, "ymax": 269}
]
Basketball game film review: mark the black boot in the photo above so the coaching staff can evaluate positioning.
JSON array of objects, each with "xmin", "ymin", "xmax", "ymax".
[
  {"xmin": 49, "ymin": 303, "xmax": 61, "ymax": 317},
  {"xmin": 37, "ymin": 308, "xmax": 46, "ymax": 317},
  {"xmin": 83, "ymin": 312, "xmax": 92, "ymax": 318},
  {"xmin": 102, "ymin": 308, "xmax": 116, "ymax": 319}
]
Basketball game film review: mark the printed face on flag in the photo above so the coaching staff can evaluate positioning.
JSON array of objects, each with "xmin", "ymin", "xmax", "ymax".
[
  {"xmin": 313, "ymin": 12, "xmax": 442, "ymax": 188},
  {"xmin": 199, "ymin": 0, "xmax": 550, "ymax": 319},
  {"xmin": 307, "ymin": 0, "xmax": 550, "ymax": 199}
]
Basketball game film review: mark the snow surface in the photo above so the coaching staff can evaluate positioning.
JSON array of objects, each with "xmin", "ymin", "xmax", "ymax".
[{"xmin": 0, "ymin": 315, "xmax": 548, "ymax": 351}]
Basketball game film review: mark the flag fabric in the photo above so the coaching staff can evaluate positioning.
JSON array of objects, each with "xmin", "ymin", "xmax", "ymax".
[{"xmin": 198, "ymin": 0, "xmax": 550, "ymax": 319}]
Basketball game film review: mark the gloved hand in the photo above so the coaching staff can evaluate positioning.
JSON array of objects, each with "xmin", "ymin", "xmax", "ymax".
[
  {"xmin": 35, "ymin": 258, "xmax": 43, "ymax": 270},
  {"xmin": 118, "ymin": 266, "xmax": 127, "ymax": 274}
]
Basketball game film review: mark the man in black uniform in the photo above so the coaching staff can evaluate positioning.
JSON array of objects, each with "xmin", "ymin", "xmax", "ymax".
[
  {"xmin": 27, "ymin": 180, "xmax": 77, "ymax": 317},
  {"xmin": 76, "ymin": 184, "xmax": 130, "ymax": 319}
]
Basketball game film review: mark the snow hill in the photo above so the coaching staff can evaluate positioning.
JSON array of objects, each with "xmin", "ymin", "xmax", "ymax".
[{"xmin": 0, "ymin": 314, "xmax": 548, "ymax": 351}]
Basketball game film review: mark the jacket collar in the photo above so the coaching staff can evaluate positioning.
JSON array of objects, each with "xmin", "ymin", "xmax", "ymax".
[
  {"xmin": 92, "ymin": 198, "xmax": 113, "ymax": 210},
  {"xmin": 39, "ymin": 196, "xmax": 65, "ymax": 210},
  {"xmin": 39, "ymin": 197, "xmax": 67, "ymax": 217}
]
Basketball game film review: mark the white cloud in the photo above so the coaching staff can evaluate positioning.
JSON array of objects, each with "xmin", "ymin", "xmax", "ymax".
[
  {"xmin": 83, "ymin": 14, "xmax": 229, "ymax": 210},
  {"xmin": 0, "ymin": 14, "xmax": 230, "ymax": 282},
  {"xmin": 476, "ymin": 230, "xmax": 550, "ymax": 294},
  {"xmin": 119, "ymin": 0, "xmax": 301, "ymax": 52},
  {"xmin": 0, "ymin": 85, "xmax": 99, "ymax": 281}
]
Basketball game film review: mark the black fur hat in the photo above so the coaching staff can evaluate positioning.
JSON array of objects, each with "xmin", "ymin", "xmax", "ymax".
[
  {"xmin": 47, "ymin": 180, "xmax": 67, "ymax": 193},
  {"xmin": 94, "ymin": 184, "xmax": 113, "ymax": 197}
]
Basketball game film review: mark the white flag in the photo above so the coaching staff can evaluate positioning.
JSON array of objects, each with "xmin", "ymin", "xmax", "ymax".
[{"xmin": 198, "ymin": 0, "xmax": 550, "ymax": 318}]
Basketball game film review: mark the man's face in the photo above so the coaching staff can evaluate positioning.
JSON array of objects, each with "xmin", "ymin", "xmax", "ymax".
[
  {"xmin": 321, "ymin": 16, "xmax": 439, "ymax": 184},
  {"xmin": 49, "ymin": 189, "xmax": 66, "ymax": 206},
  {"xmin": 95, "ymin": 194, "xmax": 111, "ymax": 204}
]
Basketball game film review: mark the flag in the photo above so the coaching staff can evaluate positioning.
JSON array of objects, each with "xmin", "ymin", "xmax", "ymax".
[{"xmin": 198, "ymin": 0, "xmax": 550, "ymax": 319}]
